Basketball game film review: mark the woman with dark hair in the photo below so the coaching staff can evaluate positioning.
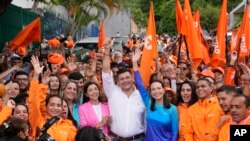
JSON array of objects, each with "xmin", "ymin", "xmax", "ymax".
[
  {"xmin": 78, "ymin": 82, "xmax": 110, "ymax": 134},
  {"xmin": 176, "ymin": 81, "xmax": 198, "ymax": 141},
  {"xmin": 163, "ymin": 76, "xmax": 171, "ymax": 88},
  {"xmin": 132, "ymin": 49, "xmax": 179, "ymax": 141},
  {"xmin": 75, "ymin": 126, "xmax": 110, "ymax": 141},
  {"xmin": 61, "ymin": 99, "xmax": 78, "ymax": 128},
  {"xmin": 0, "ymin": 81, "xmax": 20, "ymax": 111},
  {"xmin": 29, "ymin": 55, "xmax": 77, "ymax": 140}
]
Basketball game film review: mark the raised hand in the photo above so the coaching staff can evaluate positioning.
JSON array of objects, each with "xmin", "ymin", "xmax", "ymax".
[
  {"xmin": 7, "ymin": 99, "xmax": 16, "ymax": 108},
  {"xmin": 4, "ymin": 82, "xmax": 12, "ymax": 97},
  {"xmin": 239, "ymin": 63, "xmax": 250, "ymax": 81},
  {"xmin": 31, "ymin": 55, "xmax": 44, "ymax": 75},
  {"xmin": 132, "ymin": 48, "xmax": 141, "ymax": 63},
  {"xmin": 41, "ymin": 70, "xmax": 51, "ymax": 85},
  {"xmin": 104, "ymin": 38, "xmax": 115, "ymax": 51},
  {"xmin": 12, "ymin": 64, "xmax": 21, "ymax": 71},
  {"xmin": 229, "ymin": 51, "xmax": 237, "ymax": 65},
  {"xmin": 66, "ymin": 57, "xmax": 77, "ymax": 72}
]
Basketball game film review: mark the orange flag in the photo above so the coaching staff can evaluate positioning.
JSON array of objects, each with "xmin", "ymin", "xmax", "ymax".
[
  {"xmin": 10, "ymin": 17, "xmax": 41, "ymax": 51},
  {"xmin": 193, "ymin": 11, "xmax": 202, "ymax": 42},
  {"xmin": 98, "ymin": 20, "xmax": 106, "ymax": 48},
  {"xmin": 182, "ymin": 0, "xmax": 203, "ymax": 70},
  {"xmin": 176, "ymin": 0, "xmax": 183, "ymax": 34},
  {"xmin": 193, "ymin": 11, "xmax": 211, "ymax": 65},
  {"xmin": 237, "ymin": 5, "xmax": 250, "ymax": 58},
  {"xmin": 230, "ymin": 27, "xmax": 240, "ymax": 51},
  {"xmin": 211, "ymin": 0, "xmax": 227, "ymax": 67},
  {"xmin": 140, "ymin": 1, "xmax": 157, "ymax": 86}
]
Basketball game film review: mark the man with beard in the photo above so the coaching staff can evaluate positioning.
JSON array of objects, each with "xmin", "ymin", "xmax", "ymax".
[
  {"xmin": 14, "ymin": 71, "xmax": 29, "ymax": 94},
  {"xmin": 0, "ymin": 117, "xmax": 29, "ymax": 141}
]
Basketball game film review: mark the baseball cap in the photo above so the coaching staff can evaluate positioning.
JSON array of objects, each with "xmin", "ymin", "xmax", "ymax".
[
  {"xmin": 212, "ymin": 67, "xmax": 225, "ymax": 75},
  {"xmin": 197, "ymin": 69, "xmax": 214, "ymax": 79}
]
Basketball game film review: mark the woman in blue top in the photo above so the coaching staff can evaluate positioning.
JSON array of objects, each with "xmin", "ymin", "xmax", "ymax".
[{"xmin": 132, "ymin": 48, "xmax": 179, "ymax": 141}]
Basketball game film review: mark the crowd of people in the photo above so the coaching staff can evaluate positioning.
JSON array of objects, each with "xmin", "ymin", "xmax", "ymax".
[{"xmin": 0, "ymin": 33, "xmax": 249, "ymax": 141}]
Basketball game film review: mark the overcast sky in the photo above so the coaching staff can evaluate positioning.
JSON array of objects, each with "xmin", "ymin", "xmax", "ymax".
[{"xmin": 11, "ymin": 0, "xmax": 33, "ymax": 8}]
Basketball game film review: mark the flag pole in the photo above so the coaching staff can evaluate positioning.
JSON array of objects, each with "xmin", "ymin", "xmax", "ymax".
[
  {"xmin": 225, "ymin": 33, "xmax": 229, "ymax": 65},
  {"xmin": 156, "ymin": 49, "xmax": 160, "ymax": 73},
  {"xmin": 183, "ymin": 35, "xmax": 190, "ymax": 61},
  {"xmin": 177, "ymin": 34, "xmax": 182, "ymax": 66},
  {"xmin": 236, "ymin": 37, "xmax": 242, "ymax": 63}
]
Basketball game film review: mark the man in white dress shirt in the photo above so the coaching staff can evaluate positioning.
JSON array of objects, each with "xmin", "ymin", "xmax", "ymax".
[{"xmin": 102, "ymin": 38, "xmax": 145, "ymax": 141}]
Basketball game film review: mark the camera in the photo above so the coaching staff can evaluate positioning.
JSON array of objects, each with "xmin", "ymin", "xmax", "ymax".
[
  {"xmin": 36, "ymin": 116, "xmax": 59, "ymax": 141},
  {"xmin": 36, "ymin": 133, "xmax": 55, "ymax": 141}
]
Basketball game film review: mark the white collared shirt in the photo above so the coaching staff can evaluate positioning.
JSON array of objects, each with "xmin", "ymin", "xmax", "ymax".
[{"xmin": 102, "ymin": 72, "xmax": 145, "ymax": 137}]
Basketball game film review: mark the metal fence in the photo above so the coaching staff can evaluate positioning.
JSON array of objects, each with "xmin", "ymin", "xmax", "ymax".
[{"xmin": 0, "ymin": 4, "xmax": 39, "ymax": 51}]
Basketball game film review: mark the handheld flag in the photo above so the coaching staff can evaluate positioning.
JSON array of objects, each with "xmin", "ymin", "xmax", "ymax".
[
  {"xmin": 98, "ymin": 20, "xmax": 106, "ymax": 48},
  {"xmin": 10, "ymin": 17, "xmax": 41, "ymax": 51},
  {"xmin": 211, "ymin": 0, "xmax": 227, "ymax": 67},
  {"xmin": 140, "ymin": 1, "xmax": 157, "ymax": 86}
]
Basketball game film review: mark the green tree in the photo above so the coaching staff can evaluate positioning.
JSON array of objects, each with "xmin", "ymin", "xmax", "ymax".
[
  {"xmin": 126, "ymin": 0, "xmax": 242, "ymax": 35},
  {"xmin": 32, "ymin": 0, "xmax": 122, "ymax": 36}
]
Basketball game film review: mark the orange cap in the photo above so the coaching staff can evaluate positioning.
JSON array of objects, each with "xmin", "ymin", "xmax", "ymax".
[
  {"xmin": 17, "ymin": 47, "xmax": 27, "ymax": 56},
  {"xmin": 47, "ymin": 53, "xmax": 64, "ymax": 65},
  {"xmin": 212, "ymin": 67, "xmax": 225, "ymax": 75},
  {"xmin": 197, "ymin": 69, "xmax": 214, "ymax": 79}
]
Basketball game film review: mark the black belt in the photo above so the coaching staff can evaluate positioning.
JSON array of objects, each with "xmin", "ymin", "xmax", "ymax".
[{"xmin": 110, "ymin": 131, "xmax": 144, "ymax": 141}]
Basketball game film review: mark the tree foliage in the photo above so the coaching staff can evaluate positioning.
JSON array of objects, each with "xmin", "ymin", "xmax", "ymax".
[
  {"xmin": 34, "ymin": 0, "xmax": 122, "ymax": 36},
  {"xmin": 126, "ymin": 0, "xmax": 242, "ymax": 35}
]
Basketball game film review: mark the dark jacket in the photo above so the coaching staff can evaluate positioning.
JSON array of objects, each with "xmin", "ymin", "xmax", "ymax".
[{"xmin": 0, "ymin": 135, "xmax": 25, "ymax": 141}]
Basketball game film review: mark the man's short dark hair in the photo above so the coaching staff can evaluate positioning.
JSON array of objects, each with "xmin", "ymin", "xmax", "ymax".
[
  {"xmin": 116, "ymin": 68, "xmax": 132, "ymax": 78},
  {"xmin": 14, "ymin": 71, "xmax": 28, "ymax": 80},
  {"xmin": 233, "ymin": 94, "xmax": 250, "ymax": 107},
  {"xmin": 197, "ymin": 77, "xmax": 212, "ymax": 87},
  {"xmin": 217, "ymin": 85, "xmax": 238, "ymax": 95},
  {"xmin": 13, "ymin": 93, "xmax": 28, "ymax": 105},
  {"xmin": 10, "ymin": 56, "xmax": 21, "ymax": 61},
  {"xmin": 110, "ymin": 62, "xmax": 119, "ymax": 69},
  {"xmin": 68, "ymin": 72, "xmax": 83, "ymax": 80}
]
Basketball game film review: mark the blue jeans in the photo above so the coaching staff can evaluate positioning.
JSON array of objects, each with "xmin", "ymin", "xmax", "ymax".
[{"xmin": 110, "ymin": 134, "xmax": 145, "ymax": 141}]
